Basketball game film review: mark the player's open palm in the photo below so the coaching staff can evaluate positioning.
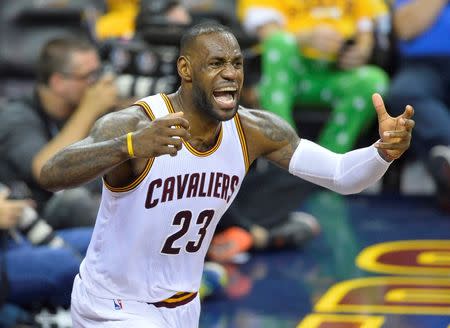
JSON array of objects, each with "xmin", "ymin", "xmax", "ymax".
[
  {"xmin": 132, "ymin": 112, "xmax": 190, "ymax": 158},
  {"xmin": 373, "ymin": 93, "xmax": 415, "ymax": 161}
]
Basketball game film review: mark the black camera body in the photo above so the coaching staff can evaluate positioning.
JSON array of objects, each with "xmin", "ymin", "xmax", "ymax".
[
  {"xmin": 0, "ymin": 182, "xmax": 64, "ymax": 248},
  {"xmin": 100, "ymin": 38, "xmax": 180, "ymax": 99}
]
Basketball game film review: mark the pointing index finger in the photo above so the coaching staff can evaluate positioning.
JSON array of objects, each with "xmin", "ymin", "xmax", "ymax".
[{"xmin": 372, "ymin": 93, "xmax": 389, "ymax": 121}]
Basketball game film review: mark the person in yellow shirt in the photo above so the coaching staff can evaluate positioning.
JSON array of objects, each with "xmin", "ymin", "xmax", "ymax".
[
  {"xmin": 237, "ymin": 0, "xmax": 390, "ymax": 153},
  {"xmin": 95, "ymin": 0, "xmax": 191, "ymax": 40},
  {"xmin": 95, "ymin": 0, "xmax": 139, "ymax": 40}
]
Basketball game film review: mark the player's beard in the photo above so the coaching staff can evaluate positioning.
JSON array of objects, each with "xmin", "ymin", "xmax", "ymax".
[{"xmin": 192, "ymin": 82, "xmax": 237, "ymax": 122}]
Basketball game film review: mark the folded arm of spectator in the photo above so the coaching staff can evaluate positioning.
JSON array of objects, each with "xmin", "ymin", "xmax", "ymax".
[
  {"xmin": 297, "ymin": 26, "xmax": 344, "ymax": 57},
  {"xmin": 338, "ymin": 29, "xmax": 374, "ymax": 69},
  {"xmin": 394, "ymin": 0, "xmax": 448, "ymax": 40}
]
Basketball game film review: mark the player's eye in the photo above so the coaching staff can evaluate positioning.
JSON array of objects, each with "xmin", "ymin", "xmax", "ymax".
[{"xmin": 209, "ymin": 61, "xmax": 222, "ymax": 68}]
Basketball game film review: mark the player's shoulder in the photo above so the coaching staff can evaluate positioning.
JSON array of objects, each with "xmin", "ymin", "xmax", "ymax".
[
  {"xmin": 235, "ymin": 105, "xmax": 299, "ymax": 163},
  {"xmin": 236, "ymin": 106, "xmax": 288, "ymax": 133},
  {"xmin": 237, "ymin": 106, "xmax": 268, "ymax": 123}
]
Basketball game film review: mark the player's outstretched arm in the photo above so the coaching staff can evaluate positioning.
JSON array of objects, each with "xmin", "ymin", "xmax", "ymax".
[
  {"xmin": 39, "ymin": 108, "xmax": 190, "ymax": 191},
  {"xmin": 243, "ymin": 93, "xmax": 414, "ymax": 195}
]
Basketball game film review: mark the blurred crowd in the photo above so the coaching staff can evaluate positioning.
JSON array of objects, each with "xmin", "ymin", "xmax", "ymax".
[{"xmin": 0, "ymin": 0, "xmax": 449, "ymax": 326}]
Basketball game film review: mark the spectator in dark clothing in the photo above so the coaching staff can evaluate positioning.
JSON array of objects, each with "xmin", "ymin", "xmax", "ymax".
[
  {"xmin": 0, "ymin": 183, "xmax": 92, "ymax": 310},
  {"xmin": 0, "ymin": 37, "xmax": 119, "ymax": 228},
  {"xmin": 387, "ymin": 0, "xmax": 450, "ymax": 210},
  {"xmin": 207, "ymin": 159, "xmax": 321, "ymax": 263}
]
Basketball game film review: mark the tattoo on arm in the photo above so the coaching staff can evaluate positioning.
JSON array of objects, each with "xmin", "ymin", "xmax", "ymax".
[
  {"xmin": 39, "ymin": 111, "xmax": 137, "ymax": 191},
  {"xmin": 259, "ymin": 115, "xmax": 289, "ymax": 142},
  {"xmin": 253, "ymin": 110, "xmax": 300, "ymax": 168}
]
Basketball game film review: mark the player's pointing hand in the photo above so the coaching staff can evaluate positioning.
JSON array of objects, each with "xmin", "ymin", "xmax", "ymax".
[{"xmin": 372, "ymin": 93, "xmax": 415, "ymax": 161}]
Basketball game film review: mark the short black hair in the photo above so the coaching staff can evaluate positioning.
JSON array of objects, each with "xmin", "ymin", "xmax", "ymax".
[
  {"xmin": 37, "ymin": 37, "xmax": 95, "ymax": 85},
  {"xmin": 179, "ymin": 21, "xmax": 234, "ymax": 55}
]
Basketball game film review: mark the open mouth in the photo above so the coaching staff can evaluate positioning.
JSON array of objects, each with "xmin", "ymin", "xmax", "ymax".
[{"xmin": 213, "ymin": 87, "xmax": 237, "ymax": 110}]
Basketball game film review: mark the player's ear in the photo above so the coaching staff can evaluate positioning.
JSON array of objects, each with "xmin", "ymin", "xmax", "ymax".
[{"xmin": 177, "ymin": 56, "xmax": 192, "ymax": 82}]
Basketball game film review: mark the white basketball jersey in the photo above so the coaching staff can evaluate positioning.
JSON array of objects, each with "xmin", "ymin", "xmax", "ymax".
[{"xmin": 80, "ymin": 93, "xmax": 249, "ymax": 302}]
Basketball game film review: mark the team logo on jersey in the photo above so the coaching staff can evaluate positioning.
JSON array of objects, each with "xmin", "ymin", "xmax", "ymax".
[{"xmin": 113, "ymin": 299, "xmax": 123, "ymax": 310}]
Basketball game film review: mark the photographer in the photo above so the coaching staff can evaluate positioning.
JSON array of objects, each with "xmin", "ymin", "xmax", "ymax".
[
  {"xmin": 0, "ymin": 183, "xmax": 92, "ymax": 310},
  {"xmin": 0, "ymin": 36, "xmax": 119, "ymax": 229},
  {"xmin": 97, "ymin": 0, "xmax": 193, "ymax": 99}
]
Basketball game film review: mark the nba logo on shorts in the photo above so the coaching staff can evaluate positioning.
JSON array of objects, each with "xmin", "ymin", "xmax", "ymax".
[{"xmin": 113, "ymin": 299, "xmax": 123, "ymax": 310}]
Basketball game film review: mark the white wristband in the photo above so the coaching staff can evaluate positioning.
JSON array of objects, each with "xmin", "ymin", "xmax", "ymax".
[{"xmin": 289, "ymin": 139, "xmax": 391, "ymax": 195}]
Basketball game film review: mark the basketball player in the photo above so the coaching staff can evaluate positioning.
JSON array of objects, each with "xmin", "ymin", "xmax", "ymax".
[{"xmin": 39, "ymin": 22, "xmax": 414, "ymax": 327}]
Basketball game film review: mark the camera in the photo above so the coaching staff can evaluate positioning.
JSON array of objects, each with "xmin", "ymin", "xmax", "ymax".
[
  {"xmin": 0, "ymin": 182, "xmax": 65, "ymax": 248},
  {"xmin": 100, "ymin": 38, "xmax": 180, "ymax": 99}
]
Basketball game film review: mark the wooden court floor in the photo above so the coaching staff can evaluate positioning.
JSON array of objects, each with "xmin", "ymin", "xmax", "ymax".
[{"xmin": 200, "ymin": 191, "xmax": 450, "ymax": 328}]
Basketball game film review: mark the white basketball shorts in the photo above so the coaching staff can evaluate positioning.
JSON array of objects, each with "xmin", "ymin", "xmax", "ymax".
[{"xmin": 71, "ymin": 274, "xmax": 201, "ymax": 328}]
